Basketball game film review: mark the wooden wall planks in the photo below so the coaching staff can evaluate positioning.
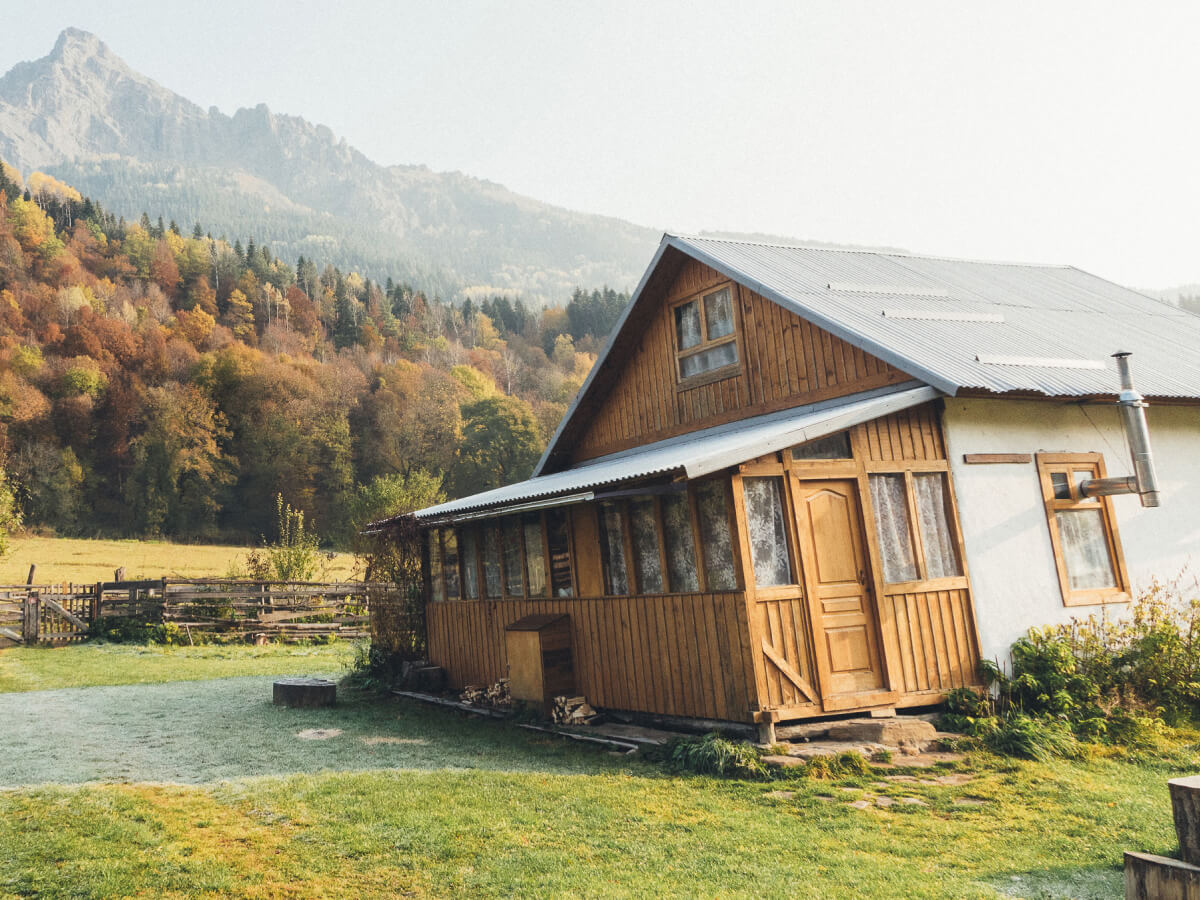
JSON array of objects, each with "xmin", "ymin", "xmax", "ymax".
[
  {"xmin": 882, "ymin": 588, "xmax": 978, "ymax": 694},
  {"xmin": 857, "ymin": 404, "xmax": 946, "ymax": 462},
  {"xmin": 571, "ymin": 259, "xmax": 910, "ymax": 463},
  {"xmin": 426, "ymin": 592, "xmax": 757, "ymax": 723}
]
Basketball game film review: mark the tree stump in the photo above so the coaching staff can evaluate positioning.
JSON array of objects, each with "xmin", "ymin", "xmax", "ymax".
[
  {"xmin": 273, "ymin": 677, "xmax": 336, "ymax": 708},
  {"xmin": 1170, "ymin": 775, "xmax": 1200, "ymax": 866}
]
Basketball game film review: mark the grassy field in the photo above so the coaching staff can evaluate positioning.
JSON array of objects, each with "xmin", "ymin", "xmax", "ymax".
[
  {"xmin": 0, "ymin": 642, "xmax": 1193, "ymax": 898},
  {"xmin": 1, "ymin": 534, "xmax": 359, "ymax": 584},
  {"xmin": 0, "ymin": 641, "xmax": 357, "ymax": 693}
]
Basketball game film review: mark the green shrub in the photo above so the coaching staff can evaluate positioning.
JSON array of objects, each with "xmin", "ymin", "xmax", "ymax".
[
  {"xmin": 942, "ymin": 576, "xmax": 1200, "ymax": 758},
  {"xmin": 651, "ymin": 732, "xmax": 768, "ymax": 780},
  {"xmin": 343, "ymin": 641, "xmax": 405, "ymax": 692}
]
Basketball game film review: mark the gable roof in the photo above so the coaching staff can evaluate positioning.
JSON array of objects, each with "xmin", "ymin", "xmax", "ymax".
[{"xmin": 536, "ymin": 234, "xmax": 1200, "ymax": 475}]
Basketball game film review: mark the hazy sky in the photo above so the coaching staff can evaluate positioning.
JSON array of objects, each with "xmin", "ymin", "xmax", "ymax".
[{"xmin": 3, "ymin": 2, "xmax": 1200, "ymax": 288}]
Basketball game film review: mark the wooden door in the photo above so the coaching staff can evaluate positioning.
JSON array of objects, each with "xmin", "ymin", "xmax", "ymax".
[{"xmin": 791, "ymin": 479, "xmax": 885, "ymax": 699}]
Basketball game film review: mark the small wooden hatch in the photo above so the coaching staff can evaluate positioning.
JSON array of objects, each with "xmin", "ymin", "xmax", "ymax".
[{"xmin": 505, "ymin": 613, "xmax": 574, "ymax": 709}]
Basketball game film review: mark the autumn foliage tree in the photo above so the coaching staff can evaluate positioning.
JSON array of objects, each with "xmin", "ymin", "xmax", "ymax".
[{"xmin": 0, "ymin": 160, "xmax": 627, "ymax": 546}]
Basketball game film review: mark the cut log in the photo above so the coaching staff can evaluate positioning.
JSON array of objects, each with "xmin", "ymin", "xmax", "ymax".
[
  {"xmin": 272, "ymin": 677, "xmax": 336, "ymax": 708},
  {"xmin": 1170, "ymin": 775, "xmax": 1200, "ymax": 866},
  {"xmin": 1124, "ymin": 851, "xmax": 1200, "ymax": 900}
]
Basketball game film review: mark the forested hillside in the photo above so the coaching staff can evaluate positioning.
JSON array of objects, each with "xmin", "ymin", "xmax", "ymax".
[{"xmin": 0, "ymin": 162, "xmax": 629, "ymax": 547}]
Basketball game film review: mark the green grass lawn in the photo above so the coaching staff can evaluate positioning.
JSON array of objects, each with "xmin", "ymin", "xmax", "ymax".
[{"xmin": 0, "ymin": 641, "xmax": 1194, "ymax": 898}]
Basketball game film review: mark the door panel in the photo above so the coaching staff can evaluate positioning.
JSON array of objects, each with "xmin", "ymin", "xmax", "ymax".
[{"xmin": 793, "ymin": 479, "xmax": 885, "ymax": 699}]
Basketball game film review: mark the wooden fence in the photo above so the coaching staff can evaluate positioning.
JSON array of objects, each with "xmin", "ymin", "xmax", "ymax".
[{"xmin": 0, "ymin": 580, "xmax": 391, "ymax": 646}]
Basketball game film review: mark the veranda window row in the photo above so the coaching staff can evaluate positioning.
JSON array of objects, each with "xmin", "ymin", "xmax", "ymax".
[
  {"xmin": 428, "ymin": 508, "xmax": 574, "ymax": 602},
  {"xmin": 598, "ymin": 479, "xmax": 739, "ymax": 596}
]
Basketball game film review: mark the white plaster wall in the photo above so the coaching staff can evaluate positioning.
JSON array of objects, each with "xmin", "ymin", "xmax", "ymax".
[{"xmin": 942, "ymin": 398, "xmax": 1200, "ymax": 663}]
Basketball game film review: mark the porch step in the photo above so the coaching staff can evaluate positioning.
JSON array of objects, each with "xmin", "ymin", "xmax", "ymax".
[{"xmin": 826, "ymin": 718, "xmax": 937, "ymax": 753}]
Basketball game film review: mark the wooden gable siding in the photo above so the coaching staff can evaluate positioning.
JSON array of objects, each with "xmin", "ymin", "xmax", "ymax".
[{"xmin": 571, "ymin": 258, "xmax": 910, "ymax": 463}]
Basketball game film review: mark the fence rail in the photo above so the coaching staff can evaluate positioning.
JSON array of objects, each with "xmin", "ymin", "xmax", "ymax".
[{"xmin": 0, "ymin": 579, "xmax": 391, "ymax": 646}]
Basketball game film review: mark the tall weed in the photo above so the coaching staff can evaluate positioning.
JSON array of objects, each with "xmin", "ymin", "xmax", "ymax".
[{"xmin": 944, "ymin": 573, "xmax": 1199, "ymax": 758}]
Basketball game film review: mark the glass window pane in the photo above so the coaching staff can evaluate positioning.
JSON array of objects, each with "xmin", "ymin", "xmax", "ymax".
[
  {"xmin": 599, "ymin": 502, "xmax": 629, "ymax": 595},
  {"xmin": 460, "ymin": 527, "xmax": 480, "ymax": 599},
  {"xmin": 743, "ymin": 476, "xmax": 793, "ymax": 587},
  {"xmin": 680, "ymin": 341, "xmax": 738, "ymax": 378},
  {"xmin": 696, "ymin": 480, "xmax": 737, "ymax": 591},
  {"xmin": 442, "ymin": 528, "xmax": 461, "ymax": 600},
  {"xmin": 704, "ymin": 287, "xmax": 734, "ymax": 340},
  {"xmin": 1050, "ymin": 472, "xmax": 1071, "ymax": 500},
  {"xmin": 630, "ymin": 498, "xmax": 664, "ymax": 594},
  {"xmin": 1055, "ymin": 509, "xmax": 1117, "ymax": 590},
  {"xmin": 913, "ymin": 473, "xmax": 961, "ymax": 579},
  {"xmin": 662, "ymin": 492, "xmax": 699, "ymax": 592},
  {"xmin": 482, "ymin": 523, "xmax": 502, "ymax": 598},
  {"xmin": 547, "ymin": 508, "xmax": 574, "ymax": 597},
  {"xmin": 501, "ymin": 516, "xmax": 524, "ymax": 596},
  {"xmin": 868, "ymin": 475, "xmax": 919, "ymax": 583},
  {"xmin": 523, "ymin": 514, "xmax": 546, "ymax": 597},
  {"xmin": 674, "ymin": 300, "xmax": 702, "ymax": 350},
  {"xmin": 428, "ymin": 529, "xmax": 445, "ymax": 602},
  {"xmin": 791, "ymin": 431, "xmax": 852, "ymax": 460}
]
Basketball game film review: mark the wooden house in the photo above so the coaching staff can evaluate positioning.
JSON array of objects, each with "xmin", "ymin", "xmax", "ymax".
[{"xmin": 412, "ymin": 235, "xmax": 1200, "ymax": 733}]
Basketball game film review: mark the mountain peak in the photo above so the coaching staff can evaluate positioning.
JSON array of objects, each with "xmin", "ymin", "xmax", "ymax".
[
  {"xmin": 52, "ymin": 27, "xmax": 107, "ymax": 57},
  {"xmin": 46, "ymin": 27, "xmax": 139, "ymax": 79}
]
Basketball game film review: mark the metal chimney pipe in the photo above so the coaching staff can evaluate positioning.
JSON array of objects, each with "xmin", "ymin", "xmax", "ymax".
[{"xmin": 1078, "ymin": 351, "xmax": 1161, "ymax": 507}]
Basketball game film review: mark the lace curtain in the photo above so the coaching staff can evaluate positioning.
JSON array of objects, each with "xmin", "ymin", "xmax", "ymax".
[
  {"xmin": 742, "ymin": 476, "xmax": 793, "ymax": 587},
  {"xmin": 868, "ymin": 475, "xmax": 919, "ymax": 583},
  {"xmin": 522, "ymin": 515, "xmax": 546, "ymax": 597},
  {"xmin": 502, "ymin": 517, "xmax": 524, "ymax": 596},
  {"xmin": 481, "ymin": 524, "xmax": 502, "ymax": 598},
  {"xmin": 599, "ymin": 502, "xmax": 629, "ymax": 595},
  {"xmin": 1056, "ymin": 509, "xmax": 1117, "ymax": 590},
  {"xmin": 428, "ymin": 529, "xmax": 445, "ymax": 602},
  {"xmin": 662, "ymin": 493, "xmax": 699, "ymax": 592},
  {"xmin": 460, "ymin": 527, "xmax": 479, "ymax": 599},
  {"xmin": 695, "ymin": 480, "xmax": 737, "ymax": 590},
  {"xmin": 630, "ymin": 498, "xmax": 664, "ymax": 594},
  {"xmin": 913, "ymin": 474, "xmax": 961, "ymax": 579}
]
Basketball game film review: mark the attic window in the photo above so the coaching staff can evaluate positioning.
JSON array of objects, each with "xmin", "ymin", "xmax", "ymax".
[{"xmin": 673, "ymin": 284, "xmax": 741, "ymax": 386}]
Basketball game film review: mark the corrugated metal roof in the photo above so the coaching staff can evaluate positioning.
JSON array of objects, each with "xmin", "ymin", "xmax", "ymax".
[
  {"xmin": 671, "ymin": 234, "xmax": 1200, "ymax": 399},
  {"xmin": 415, "ymin": 384, "xmax": 935, "ymax": 522}
]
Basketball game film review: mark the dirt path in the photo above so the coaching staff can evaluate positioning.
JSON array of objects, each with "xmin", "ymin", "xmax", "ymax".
[{"xmin": 0, "ymin": 675, "xmax": 611, "ymax": 787}]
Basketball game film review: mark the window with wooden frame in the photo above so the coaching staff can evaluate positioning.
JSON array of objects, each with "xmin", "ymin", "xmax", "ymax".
[
  {"xmin": 595, "ymin": 481, "xmax": 740, "ymax": 596},
  {"xmin": 866, "ymin": 470, "xmax": 963, "ymax": 586},
  {"xmin": 671, "ymin": 283, "xmax": 741, "ymax": 386},
  {"xmin": 1035, "ymin": 453, "xmax": 1130, "ymax": 607},
  {"xmin": 427, "ymin": 513, "xmax": 576, "ymax": 602}
]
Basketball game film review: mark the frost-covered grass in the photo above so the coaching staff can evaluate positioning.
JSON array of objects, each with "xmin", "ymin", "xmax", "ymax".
[{"xmin": 0, "ymin": 642, "xmax": 1194, "ymax": 898}]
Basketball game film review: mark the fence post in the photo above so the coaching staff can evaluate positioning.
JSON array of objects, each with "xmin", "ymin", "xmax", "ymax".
[{"xmin": 22, "ymin": 595, "xmax": 40, "ymax": 643}]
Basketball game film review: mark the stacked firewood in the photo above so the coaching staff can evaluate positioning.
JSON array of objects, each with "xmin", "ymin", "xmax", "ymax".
[
  {"xmin": 459, "ymin": 679, "xmax": 511, "ymax": 709},
  {"xmin": 552, "ymin": 695, "xmax": 597, "ymax": 725}
]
